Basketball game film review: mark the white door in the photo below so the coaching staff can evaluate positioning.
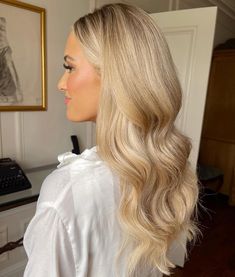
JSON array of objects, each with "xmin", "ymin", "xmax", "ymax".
[
  {"xmin": 150, "ymin": 7, "xmax": 217, "ymax": 267},
  {"xmin": 151, "ymin": 7, "xmax": 217, "ymax": 169}
]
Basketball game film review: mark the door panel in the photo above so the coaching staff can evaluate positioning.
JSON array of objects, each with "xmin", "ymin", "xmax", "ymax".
[{"xmin": 151, "ymin": 7, "xmax": 217, "ymax": 169}]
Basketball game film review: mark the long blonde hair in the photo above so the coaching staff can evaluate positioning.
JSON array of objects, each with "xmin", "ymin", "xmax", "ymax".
[{"xmin": 73, "ymin": 3, "xmax": 199, "ymax": 276}]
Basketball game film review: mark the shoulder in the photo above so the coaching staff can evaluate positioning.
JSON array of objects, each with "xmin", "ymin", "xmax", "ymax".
[{"xmin": 37, "ymin": 146, "xmax": 120, "ymax": 222}]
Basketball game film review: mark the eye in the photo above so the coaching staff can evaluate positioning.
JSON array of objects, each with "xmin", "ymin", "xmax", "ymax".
[{"xmin": 63, "ymin": 63, "xmax": 74, "ymax": 73}]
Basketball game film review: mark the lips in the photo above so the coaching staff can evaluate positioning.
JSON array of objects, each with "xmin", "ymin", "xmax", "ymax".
[{"xmin": 64, "ymin": 97, "xmax": 71, "ymax": 104}]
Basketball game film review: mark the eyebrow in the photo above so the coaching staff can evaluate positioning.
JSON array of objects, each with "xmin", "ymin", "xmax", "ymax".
[{"xmin": 64, "ymin": 55, "xmax": 76, "ymax": 62}]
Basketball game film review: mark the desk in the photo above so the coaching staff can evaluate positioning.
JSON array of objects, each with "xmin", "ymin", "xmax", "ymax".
[{"xmin": 0, "ymin": 164, "xmax": 57, "ymax": 212}]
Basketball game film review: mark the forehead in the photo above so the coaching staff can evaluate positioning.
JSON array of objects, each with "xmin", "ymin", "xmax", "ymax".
[{"xmin": 64, "ymin": 31, "xmax": 81, "ymax": 56}]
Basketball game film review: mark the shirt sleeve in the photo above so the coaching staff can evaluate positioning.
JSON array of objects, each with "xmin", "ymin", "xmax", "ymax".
[{"xmin": 23, "ymin": 204, "xmax": 76, "ymax": 277}]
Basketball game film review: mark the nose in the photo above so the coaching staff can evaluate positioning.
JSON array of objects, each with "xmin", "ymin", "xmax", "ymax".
[{"xmin": 57, "ymin": 72, "xmax": 67, "ymax": 92}]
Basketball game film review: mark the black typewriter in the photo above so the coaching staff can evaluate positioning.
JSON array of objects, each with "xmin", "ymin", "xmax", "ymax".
[{"xmin": 0, "ymin": 158, "xmax": 32, "ymax": 196}]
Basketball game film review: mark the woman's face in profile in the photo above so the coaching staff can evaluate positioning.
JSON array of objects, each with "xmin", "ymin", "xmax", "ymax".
[{"xmin": 58, "ymin": 31, "xmax": 101, "ymax": 122}]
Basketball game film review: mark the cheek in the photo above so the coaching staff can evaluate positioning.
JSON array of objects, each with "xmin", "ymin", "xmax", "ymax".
[
  {"xmin": 66, "ymin": 72, "xmax": 92, "ymax": 95},
  {"xmin": 67, "ymin": 74, "xmax": 80, "ymax": 93},
  {"xmin": 67, "ymin": 71, "xmax": 100, "ymax": 97}
]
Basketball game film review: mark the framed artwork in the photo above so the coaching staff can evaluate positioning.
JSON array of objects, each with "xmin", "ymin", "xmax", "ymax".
[{"xmin": 0, "ymin": 0, "xmax": 46, "ymax": 111}]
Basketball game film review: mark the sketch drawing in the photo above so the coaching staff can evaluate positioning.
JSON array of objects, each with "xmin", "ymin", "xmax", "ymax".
[{"xmin": 0, "ymin": 17, "xmax": 23, "ymax": 104}]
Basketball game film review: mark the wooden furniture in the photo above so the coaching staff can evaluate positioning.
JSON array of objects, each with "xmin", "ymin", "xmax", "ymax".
[{"xmin": 198, "ymin": 46, "xmax": 235, "ymax": 205}]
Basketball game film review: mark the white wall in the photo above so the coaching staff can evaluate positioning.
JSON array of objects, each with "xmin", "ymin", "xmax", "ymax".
[{"xmin": 0, "ymin": 0, "xmax": 91, "ymax": 169}]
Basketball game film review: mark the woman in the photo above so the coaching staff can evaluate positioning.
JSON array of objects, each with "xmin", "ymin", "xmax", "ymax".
[{"xmin": 23, "ymin": 3, "xmax": 199, "ymax": 277}]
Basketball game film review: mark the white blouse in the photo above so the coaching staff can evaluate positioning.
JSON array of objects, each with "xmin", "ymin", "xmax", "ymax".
[{"xmin": 23, "ymin": 146, "xmax": 162, "ymax": 277}]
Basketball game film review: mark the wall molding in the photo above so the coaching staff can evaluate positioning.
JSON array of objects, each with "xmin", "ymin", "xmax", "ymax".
[
  {"xmin": 89, "ymin": 0, "xmax": 96, "ymax": 11},
  {"xmin": 169, "ymin": 0, "xmax": 174, "ymax": 10},
  {"xmin": 85, "ymin": 0, "xmax": 97, "ymax": 149},
  {"xmin": 0, "ymin": 115, "xmax": 3, "ymax": 157},
  {"xmin": 175, "ymin": 0, "xmax": 180, "ymax": 10},
  {"xmin": 14, "ymin": 113, "xmax": 25, "ymax": 162},
  {"xmin": 168, "ymin": 0, "xmax": 180, "ymax": 10}
]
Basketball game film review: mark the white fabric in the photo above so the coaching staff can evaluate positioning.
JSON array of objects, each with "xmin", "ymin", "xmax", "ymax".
[{"xmin": 23, "ymin": 146, "xmax": 162, "ymax": 277}]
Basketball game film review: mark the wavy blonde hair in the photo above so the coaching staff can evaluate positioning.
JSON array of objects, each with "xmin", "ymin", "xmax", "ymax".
[{"xmin": 73, "ymin": 3, "xmax": 199, "ymax": 276}]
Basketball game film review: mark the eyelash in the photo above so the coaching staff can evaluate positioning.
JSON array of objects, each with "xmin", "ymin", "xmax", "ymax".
[{"xmin": 63, "ymin": 63, "xmax": 74, "ymax": 73}]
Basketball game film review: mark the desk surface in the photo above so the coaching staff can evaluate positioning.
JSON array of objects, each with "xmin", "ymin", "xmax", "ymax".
[{"xmin": 0, "ymin": 164, "xmax": 56, "ymax": 211}]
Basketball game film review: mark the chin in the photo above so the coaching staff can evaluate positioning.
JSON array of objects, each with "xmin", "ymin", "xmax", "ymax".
[{"xmin": 66, "ymin": 112, "xmax": 96, "ymax": 122}]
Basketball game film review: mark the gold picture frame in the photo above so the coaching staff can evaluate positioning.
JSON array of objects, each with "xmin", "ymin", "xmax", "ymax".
[{"xmin": 0, "ymin": 0, "xmax": 46, "ymax": 111}]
